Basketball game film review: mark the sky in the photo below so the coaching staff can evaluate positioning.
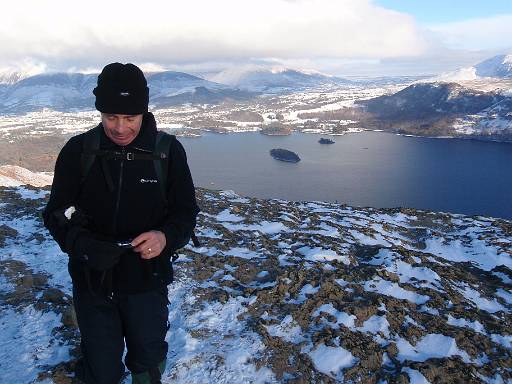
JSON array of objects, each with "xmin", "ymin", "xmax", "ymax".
[
  {"xmin": 0, "ymin": 0, "xmax": 511, "ymax": 78},
  {"xmin": 374, "ymin": 0, "xmax": 512, "ymax": 23}
]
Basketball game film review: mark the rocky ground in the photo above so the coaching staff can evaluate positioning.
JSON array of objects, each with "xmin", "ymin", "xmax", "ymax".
[{"xmin": 0, "ymin": 186, "xmax": 511, "ymax": 383}]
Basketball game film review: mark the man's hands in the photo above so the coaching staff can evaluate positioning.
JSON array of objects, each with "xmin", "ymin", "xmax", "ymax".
[
  {"xmin": 132, "ymin": 230, "xmax": 167, "ymax": 259},
  {"xmin": 71, "ymin": 230, "xmax": 167, "ymax": 269}
]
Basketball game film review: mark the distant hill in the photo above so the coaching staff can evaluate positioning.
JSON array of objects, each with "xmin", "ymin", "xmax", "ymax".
[
  {"xmin": 209, "ymin": 67, "xmax": 352, "ymax": 92},
  {"xmin": 475, "ymin": 54, "xmax": 512, "ymax": 78},
  {"xmin": 0, "ymin": 67, "xmax": 353, "ymax": 113},
  {"xmin": 346, "ymin": 82, "xmax": 512, "ymax": 141},
  {"xmin": 1, "ymin": 73, "xmax": 98, "ymax": 113},
  {"xmin": 360, "ymin": 82, "xmax": 503, "ymax": 120},
  {"xmin": 436, "ymin": 53, "xmax": 512, "ymax": 81},
  {"xmin": 151, "ymin": 86, "xmax": 256, "ymax": 106},
  {"xmin": 147, "ymin": 71, "xmax": 230, "ymax": 99},
  {"xmin": 0, "ymin": 70, "xmax": 256, "ymax": 114},
  {"xmin": 0, "ymin": 69, "xmax": 35, "ymax": 85}
]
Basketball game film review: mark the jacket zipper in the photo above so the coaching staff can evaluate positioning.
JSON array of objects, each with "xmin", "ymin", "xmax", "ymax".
[{"xmin": 113, "ymin": 147, "xmax": 125, "ymax": 233}]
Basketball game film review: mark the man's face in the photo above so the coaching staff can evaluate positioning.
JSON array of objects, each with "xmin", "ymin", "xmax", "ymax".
[{"xmin": 101, "ymin": 113, "xmax": 143, "ymax": 146}]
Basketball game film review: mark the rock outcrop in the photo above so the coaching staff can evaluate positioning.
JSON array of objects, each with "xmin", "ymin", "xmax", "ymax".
[{"xmin": 0, "ymin": 186, "xmax": 510, "ymax": 383}]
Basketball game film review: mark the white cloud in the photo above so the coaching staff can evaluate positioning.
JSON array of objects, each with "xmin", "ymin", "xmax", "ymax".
[
  {"xmin": 428, "ymin": 14, "xmax": 512, "ymax": 51},
  {"xmin": 1, "ymin": 0, "xmax": 430, "ymax": 70},
  {"xmin": 0, "ymin": 60, "xmax": 47, "ymax": 79}
]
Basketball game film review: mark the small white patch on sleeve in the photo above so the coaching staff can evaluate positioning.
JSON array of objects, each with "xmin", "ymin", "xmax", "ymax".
[{"xmin": 64, "ymin": 206, "xmax": 75, "ymax": 220}]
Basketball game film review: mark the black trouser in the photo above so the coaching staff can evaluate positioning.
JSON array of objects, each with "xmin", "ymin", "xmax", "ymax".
[{"xmin": 73, "ymin": 285, "xmax": 169, "ymax": 384}]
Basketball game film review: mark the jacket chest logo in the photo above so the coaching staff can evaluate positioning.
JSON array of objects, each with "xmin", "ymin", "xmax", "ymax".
[{"xmin": 140, "ymin": 178, "xmax": 158, "ymax": 183}]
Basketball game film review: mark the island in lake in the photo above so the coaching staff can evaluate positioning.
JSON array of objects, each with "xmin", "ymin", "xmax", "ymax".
[
  {"xmin": 270, "ymin": 148, "xmax": 301, "ymax": 163},
  {"xmin": 319, "ymin": 137, "xmax": 335, "ymax": 144}
]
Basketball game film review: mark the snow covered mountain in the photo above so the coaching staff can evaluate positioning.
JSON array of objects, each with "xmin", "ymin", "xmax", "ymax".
[
  {"xmin": 361, "ymin": 82, "xmax": 504, "ymax": 120},
  {"xmin": 147, "ymin": 71, "xmax": 228, "ymax": 98},
  {"xmin": 1, "ymin": 73, "xmax": 98, "ymax": 113},
  {"xmin": 475, "ymin": 54, "xmax": 512, "ymax": 78},
  {"xmin": 0, "ymin": 181, "xmax": 511, "ymax": 383},
  {"xmin": 0, "ymin": 71, "xmax": 255, "ymax": 114},
  {"xmin": 436, "ymin": 54, "xmax": 512, "ymax": 81},
  {"xmin": 0, "ymin": 70, "xmax": 30, "ymax": 85},
  {"xmin": 210, "ymin": 67, "xmax": 352, "ymax": 92},
  {"xmin": 352, "ymin": 82, "xmax": 512, "ymax": 141}
]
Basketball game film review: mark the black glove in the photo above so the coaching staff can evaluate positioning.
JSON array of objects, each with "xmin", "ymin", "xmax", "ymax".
[{"xmin": 72, "ymin": 231, "xmax": 123, "ymax": 271}]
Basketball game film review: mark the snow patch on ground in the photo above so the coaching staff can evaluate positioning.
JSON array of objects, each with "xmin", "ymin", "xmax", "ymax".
[
  {"xmin": 264, "ymin": 315, "xmax": 306, "ymax": 344},
  {"xmin": 424, "ymin": 237, "xmax": 512, "ymax": 271},
  {"xmin": 396, "ymin": 334, "xmax": 471, "ymax": 363},
  {"xmin": 165, "ymin": 283, "xmax": 276, "ymax": 383},
  {"xmin": 363, "ymin": 277, "xmax": 430, "ymax": 304},
  {"xmin": 402, "ymin": 367, "xmax": 431, "ymax": 384},
  {"xmin": 0, "ymin": 306, "xmax": 71, "ymax": 384},
  {"xmin": 307, "ymin": 343, "xmax": 357, "ymax": 380},
  {"xmin": 297, "ymin": 246, "xmax": 350, "ymax": 264}
]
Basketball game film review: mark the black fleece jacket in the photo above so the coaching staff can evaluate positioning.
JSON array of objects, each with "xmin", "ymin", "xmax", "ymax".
[{"xmin": 43, "ymin": 112, "xmax": 200, "ymax": 293}]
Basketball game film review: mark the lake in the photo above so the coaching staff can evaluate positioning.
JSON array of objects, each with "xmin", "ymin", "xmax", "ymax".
[{"xmin": 180, "ymin": 131, "xmax": 512, "ymax": 220}]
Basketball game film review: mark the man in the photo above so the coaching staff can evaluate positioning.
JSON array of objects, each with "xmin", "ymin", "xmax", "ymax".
[{"xmin": 43, "ymin": 63, "xmax": 200, "ymax": 384}]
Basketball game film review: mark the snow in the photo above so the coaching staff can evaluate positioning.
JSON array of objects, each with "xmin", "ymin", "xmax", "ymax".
[
  {"xmin": 0, "ymin": 209, "xmax": 71, "ymax": 291},
  {"xmin": 475, "ymin": 54, "xmax": 512, "ymax": 78},
  {"xmin": 264, "ymin": 315, "xmax": 305, "ymax": 344},
  {"xmin": 0, "ymin": 166, "xmax": 53, "ymax": 187},
  {"xmin": 14, "ymin": 186, "xmax": 50, "ymax": 200},
  {"xmin": 358, "ymin": 315, "xmax": 390, "ymax": 337},
  {"xmin": 313, "ymin": 304, "xmax": 356, "ymax": 328},
  {"xmin": 307, "ymin": 343, "xmax": 357, "ymax": 379},
  {"xmin": 197, "ymin": 228, "xmax": 223, "ymax": 239},
  {"xmin": 278, "ymin": 254, "xmax": 294, "ymax": 266},
  {"xmin": 349, "ymin": 229, "xmax": 392, "ymax": 247},
  {"xmin": 396, "ymin": 334, "xmax": 471, "ymax": 363},
  {"xmin": 223, "ymin": 247, "xmax": 263, "ymax": 260},
  {"xmin": 493, "ymin": 271, "xmax": 512, "ymax": 285},
  {"xmin": 191, "ymin": 245, "xmax": 219, "ymax": 257},
  {"xmin": 221, "ymin": 221, "xmax": 288, "ymax": 234},
  {"xmin": 290, "ymin": 284, "xmax": 320, "ymax": 304},
  {"xmin": 366, "ymin": 249, "xmax": 441, "ymax": 289},
  {"xmin": 402, "ymin": 367, "xmax": 431, "ymax": 384},
  {"xmin": 215, "ymin": 208, "xmax": 245, "ymax": 222},
  {"xmin": 0, "ymin": 306, "xmax": 71, "ymax": 384},
  {"xmin": 305, "ymin": 222, "xmax": 340, "ymax": 237},
  {"xmin": 446, "ymin": 315, "xmax": 486, "ymax": 334},
  {"xmin": 423, "ymin": 236, "xmax": 512, "ymax": 271},
  {"xmin": 435, "ymin": 67, "xmax": 478, "ymax": 82},
  {"xmin": 455, "ymin": 285, "xmax": 508, "ymax": 314},
  {"xmin": 1, "ymin": 184, "xmax": 511, "ymax": 382},
  {"xmin": 363, "ymin": 277, "xmax": 430, "ymax": 304},
  {"xmin": 165, "ymin": 287, "xmax": 276, "ymax": 384},
  {"xmin": 0, "ymin": 175, "xmax": 23, "ymax": 187},
  {"xmin": 477, "ymin": 373, "xmax": 509, "ymax": 384},
  {"xmin": 256, "ymin": 271, "xmax": 269, "ymax": 278},
  {"xmin": 495, "ymin": 288, "xmax": 512, "ymax": 305},
  {"xmin": 296, "ymin": 246, "xmax": 350, "ymax": 264},
  {"xmin": 490, "ymin": 334, "xmax": 512, "ymax": 350}
]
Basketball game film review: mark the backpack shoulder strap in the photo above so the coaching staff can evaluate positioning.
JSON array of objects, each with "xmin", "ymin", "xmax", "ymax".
[
  {"xmin": 80, "ymin": 125, "xmax": 101, "ymax": 184},
  {"xmin": 154, "ymin": 131, "xmax": 201, "ymax": 249},
  {"xmin": 153, "ymin": 131, "xmax": 175, "ymax": 203}
]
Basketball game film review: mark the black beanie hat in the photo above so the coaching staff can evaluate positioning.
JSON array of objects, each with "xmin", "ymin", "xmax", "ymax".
[{"xmin": 93, "ymin": 63, "xmax": 149, "ymax": 115}]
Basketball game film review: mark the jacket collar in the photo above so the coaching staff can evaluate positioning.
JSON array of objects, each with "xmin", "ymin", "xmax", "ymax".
[{"xmin": 100, "ymin": 112, "xmax": 157, "ymax": 151}]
